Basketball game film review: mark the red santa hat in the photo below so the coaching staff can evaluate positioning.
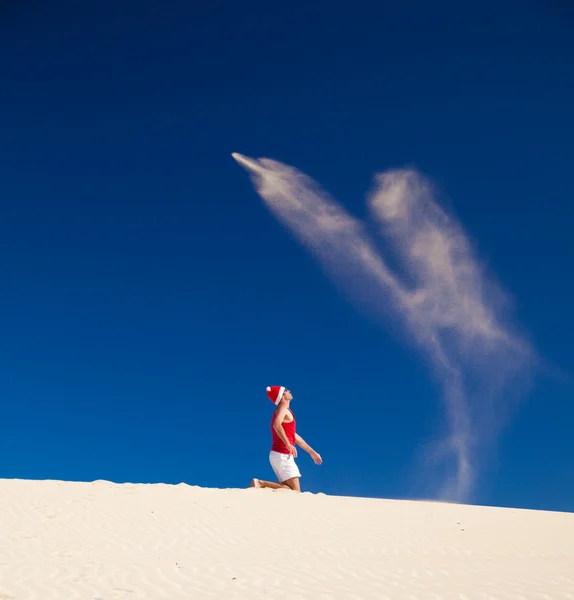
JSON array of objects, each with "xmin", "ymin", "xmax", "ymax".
[{"xmin": 266, "ymin": 386, "xmax": 285, "ymax": 405}]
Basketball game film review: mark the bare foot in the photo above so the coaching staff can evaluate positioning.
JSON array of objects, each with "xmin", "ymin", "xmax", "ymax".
[{"xmin": 248, "ymin": 478, "xmax": 261, "ymax": 488}]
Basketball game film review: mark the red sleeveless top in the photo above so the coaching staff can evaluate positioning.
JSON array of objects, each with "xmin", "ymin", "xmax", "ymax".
[{"xmin": 271, "ymin": 409, "xmax": 296, "ymax": 454}]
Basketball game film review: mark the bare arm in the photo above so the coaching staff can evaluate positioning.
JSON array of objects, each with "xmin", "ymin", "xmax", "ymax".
[
  {"xmin": 273, "ymin": 406, "xmax": 296, "ymax": 455},
  {"xmin": 295, "ymin": 433, "xmax": 322, "ymax": 465},
  {"xmin": 294, "ymin": 433, "xmax": 314, "ymax": 454}
]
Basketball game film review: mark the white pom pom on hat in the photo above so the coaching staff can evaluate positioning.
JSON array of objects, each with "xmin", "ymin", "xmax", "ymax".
[{"xmin": 266, "ymin": 386, "xmax": 285, "ymax": 405}]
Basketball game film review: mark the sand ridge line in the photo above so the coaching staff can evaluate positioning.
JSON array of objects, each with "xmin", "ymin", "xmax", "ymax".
[{"xmin": 0, "ymin": 479, "xmax": 572, "ymax": 599}]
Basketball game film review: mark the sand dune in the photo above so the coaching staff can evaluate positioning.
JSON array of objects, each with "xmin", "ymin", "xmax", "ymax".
[{"xmin": 0, "ymin": 479, "xmax": 572, "ymax": 599}]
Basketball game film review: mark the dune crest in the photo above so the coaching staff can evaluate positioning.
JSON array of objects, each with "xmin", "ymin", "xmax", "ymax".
[{"xmin": 0, "ymin": 479, "xmax": 572, "ymax": 599}]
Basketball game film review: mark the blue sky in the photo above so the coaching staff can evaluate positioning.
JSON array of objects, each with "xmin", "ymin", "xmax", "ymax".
[{"xmin": 1, "ymin": 0, "xmax": 573, "ymax": 512}]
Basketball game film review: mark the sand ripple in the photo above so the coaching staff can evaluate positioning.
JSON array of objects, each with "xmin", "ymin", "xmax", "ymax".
[{"xmin": 0, "ymin": 480, "xmax": 572, "ymax": 599}]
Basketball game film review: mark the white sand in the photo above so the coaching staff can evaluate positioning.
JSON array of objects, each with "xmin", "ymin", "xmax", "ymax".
[{"xmin": 0, "ymin": 479, "xmax": 572, "ymax": 600}]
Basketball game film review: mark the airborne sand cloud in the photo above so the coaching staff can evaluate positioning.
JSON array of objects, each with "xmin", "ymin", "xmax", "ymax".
[{"xmin": 233, "ymin": 152, "xmax": 534, "ymax": 501}]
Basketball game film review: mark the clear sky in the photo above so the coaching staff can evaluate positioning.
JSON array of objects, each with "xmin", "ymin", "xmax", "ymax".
[{"xmin": 1, "ymin": 0, "xmax": 573, "ymax": 512}]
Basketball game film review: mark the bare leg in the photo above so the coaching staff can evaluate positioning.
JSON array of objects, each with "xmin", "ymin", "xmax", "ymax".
[
  {"xmin": 281, "ymin": 477, "xmax": 301, "ymax": 492},
  {"xmin": 249, "ymin": 478, "xmax": 291, "ymax": 490}
]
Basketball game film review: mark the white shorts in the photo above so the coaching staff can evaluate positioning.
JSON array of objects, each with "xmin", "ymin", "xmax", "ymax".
[{"xmin": 269, "ymin": 450, "xmax": 301, "ymax": 482}]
